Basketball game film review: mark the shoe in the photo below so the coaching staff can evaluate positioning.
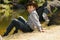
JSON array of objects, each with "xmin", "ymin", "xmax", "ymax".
[
  {"xmin": 2, "ymin": 33, "xmax": 8, "ymax": 37},
  {"xmin": 13, "ymin": 31, "xmax": 18, "ymax": 34}
]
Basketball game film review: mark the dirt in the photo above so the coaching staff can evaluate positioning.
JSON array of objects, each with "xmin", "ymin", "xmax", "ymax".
[{"xmin": 2, "ymin": 25, "xmax": 60, "ymax": 40}]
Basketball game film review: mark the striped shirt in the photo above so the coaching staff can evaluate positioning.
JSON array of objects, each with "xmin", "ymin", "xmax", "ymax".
[{"xmin": 27, "ymin": 10, "xmax": 42, "ymax": 31}]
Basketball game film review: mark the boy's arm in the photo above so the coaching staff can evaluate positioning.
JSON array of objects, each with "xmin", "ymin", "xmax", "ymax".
[{"xmin": 30, "ymin": 13, "xmax": 42, "ymax": 31}]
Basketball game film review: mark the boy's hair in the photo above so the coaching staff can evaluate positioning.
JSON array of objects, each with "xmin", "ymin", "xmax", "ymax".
[{"xmin": 26, "ymin": 2, "xmax": 38, "ymax": 9}]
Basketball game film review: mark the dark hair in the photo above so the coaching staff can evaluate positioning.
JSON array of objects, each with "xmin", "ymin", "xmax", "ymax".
[{"xmin": 26, "ymin": 2, "xmax": 38, "ymax": 9}]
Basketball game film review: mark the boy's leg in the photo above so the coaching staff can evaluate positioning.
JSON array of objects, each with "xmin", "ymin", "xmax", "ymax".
[
  {"xmin": 13, "ymin": 16, "xmax": 27, "ymax": 33},
  {"xmin": 18, "ymin": 16, "xmax": 27, "ymax": 24},
  {"xmin": 3, "ymin": 19, "xmax": 23, "ymax": 36},
  {"xmin": 3, "ymin": 19, "xmax": 24, "ymax": 36},
  {"xmin": 3, "ymin": 20, "xmax": 15, "ymax": 36},
  {"xmin": 13, "ymin": 16, "xmax": 27, "ymax": 34},
  {"xmin": 3, "ymin": 17, "xmax": 33, "ymax": 37},
  {"xmin": 13, "ymin": 16, "xmax": 33, "ymax": 34},
  {"xmin": 13, "ymin": 27, "xmax": 18, "ymax": 34},
  {"xmin": 12, "ymin": 19, "xmax": 33, "ymax": 33}
]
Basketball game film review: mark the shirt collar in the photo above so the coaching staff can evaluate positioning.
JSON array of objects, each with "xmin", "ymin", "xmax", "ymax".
[{"xmin": 30, "ymin": 10, "xmax": 36, "ymax": 14}]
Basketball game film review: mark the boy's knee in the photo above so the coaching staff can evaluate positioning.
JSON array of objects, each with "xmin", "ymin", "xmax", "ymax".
[
  {"xmin": 19, "ymin": 16, "xmax": 23, "ymax": 18},
  {"xmin": 11, "ymin": 19, "xmax": 19, "ymax": 24},
  {"xmin": 12, "ymin": 19, "xmax": 18, "ymax": 22}
]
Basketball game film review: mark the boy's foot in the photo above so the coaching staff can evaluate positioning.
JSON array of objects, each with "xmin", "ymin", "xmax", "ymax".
[
  {"xmin": 13, "ymin": 31, "xmax": 18, "ymax": 34},
  {"xmin": 2, "ymin": 34, "xmax": 8, "ymax": 37}
]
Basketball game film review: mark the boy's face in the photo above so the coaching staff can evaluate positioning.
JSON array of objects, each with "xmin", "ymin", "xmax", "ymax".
[{"xmin": 27, "ymin": 5, "xmax": 36, "ymax": 13}]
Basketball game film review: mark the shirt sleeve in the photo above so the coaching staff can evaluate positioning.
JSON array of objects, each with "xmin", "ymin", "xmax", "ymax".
[{"xmin": 30, "ymin": 12, "xmax": 42, "ymax": 31}]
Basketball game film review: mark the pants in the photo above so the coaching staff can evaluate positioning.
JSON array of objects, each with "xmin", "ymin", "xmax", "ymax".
[{"xmin": 3, "ymin": 16, "xmax": 33, "ymax": 36}]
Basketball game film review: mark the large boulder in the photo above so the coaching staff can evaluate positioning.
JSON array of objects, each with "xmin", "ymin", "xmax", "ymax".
[{"xmin": 48, "ymin": 8, "xmax": 60, "ymax": 25}]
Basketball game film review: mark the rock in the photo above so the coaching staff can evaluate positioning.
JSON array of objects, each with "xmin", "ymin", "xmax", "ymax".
[{"xmin": 49, "ymin": 8, "xmax": 60, "ymax": 25}]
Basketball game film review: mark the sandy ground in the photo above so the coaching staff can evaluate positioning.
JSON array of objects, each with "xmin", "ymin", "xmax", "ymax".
[{"xmin": 2, "ymin": 25, "xmax": 60, "ymax": 40}]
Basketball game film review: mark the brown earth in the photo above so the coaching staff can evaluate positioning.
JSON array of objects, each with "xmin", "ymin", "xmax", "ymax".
[{"xmin": 2, "ymin": 25, "xmax": 60, "ymax": 40}]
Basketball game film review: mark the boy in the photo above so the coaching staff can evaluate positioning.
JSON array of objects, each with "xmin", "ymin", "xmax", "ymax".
[{"xmin": 3, "ymin": 2, "xmax": 44, "ymax": 37}]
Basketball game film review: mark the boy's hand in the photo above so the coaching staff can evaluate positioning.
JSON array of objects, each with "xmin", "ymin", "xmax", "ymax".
[
  {"xmin": 40, "ymin": 29, "xmax": 45, "ymax": 32},
  {"xmin": 39, "ymin": 28, "xmax": 46, "ymax": 32}
]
